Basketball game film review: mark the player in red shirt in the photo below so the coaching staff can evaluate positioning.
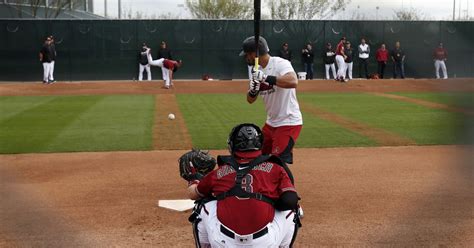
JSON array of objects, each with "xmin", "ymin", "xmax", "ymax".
[
  {"xmin": 185, "ymin": 123, "xmax": 301, "ymax": 247},
  {"xmin": 375, "ymin": 43, "xmax": 389, "ymax": 79},
  {"xmin": 335, "ymin": 36, "xmax": 348, "ymax": 82},
  {"xmin": 433, "ymin": 42, "xmax": 448, "ymax": 79},
  {"xmin": 145, "ymin": 47, "xmax": 182, "ymax": 89}
]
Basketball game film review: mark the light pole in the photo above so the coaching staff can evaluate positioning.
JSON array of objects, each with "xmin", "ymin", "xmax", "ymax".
[
  {"xmin": 118, "ymin": 0, "xmax": 121, "ymax": 19},
  {"xmin": 104, "ymin": 0, "xmax": 108, "ymax": 18},
  {"xmin": 376, "ymin": 6, "xmax": 380, "ymax": 20},
  {"xmin": 453, "ymin": 0, "xmax": 456, "ymax": 20}
]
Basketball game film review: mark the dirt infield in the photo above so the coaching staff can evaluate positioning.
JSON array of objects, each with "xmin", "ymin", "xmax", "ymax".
[
  {"xmin": 0, "ymin": 146, "xmax": 472, "ymax": 247},
  {"xmin": 0, "ymin": 78, "xmax": 473, "ymax": 96},
  {"xmin": 0, "ymin": 79, "xmax": 473, "ymax": 247}
]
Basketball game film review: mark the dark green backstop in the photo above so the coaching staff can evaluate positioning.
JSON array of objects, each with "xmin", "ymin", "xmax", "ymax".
[{"xmin": 0, "ymin": 20, "xmax": 473, "ymax": 81}]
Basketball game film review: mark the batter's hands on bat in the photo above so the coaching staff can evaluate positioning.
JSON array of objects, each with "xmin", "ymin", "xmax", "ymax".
[
  {"xmin": 248, "ymin": 79, "xmax": 260, "ymax": 97},
  {"xmin": 252, "ymin": 69, "xmax": 267, "ymax": 83}
]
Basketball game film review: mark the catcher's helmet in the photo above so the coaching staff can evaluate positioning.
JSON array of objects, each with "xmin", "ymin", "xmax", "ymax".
[
  {"xmin": 239, "ymin": 36, "xmax": 270, "ymax": 56},
  {"xmin": 228, "ymin": 123, "xmax": 263, "ymax": 154}
]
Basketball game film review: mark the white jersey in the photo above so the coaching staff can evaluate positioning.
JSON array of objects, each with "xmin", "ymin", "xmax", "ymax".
[{"xmin": 248, "ymin": 56, "xmax": 303, "ymax": 127}]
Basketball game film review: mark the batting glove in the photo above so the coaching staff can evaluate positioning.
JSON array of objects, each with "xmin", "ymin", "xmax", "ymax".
[
  {"xmin": 252, "ymin": 69, "xmax": 267, "ymax": 83},
  {"xmin": 248, "ymin": 79, "xmax": 260, "ymax": 97}
]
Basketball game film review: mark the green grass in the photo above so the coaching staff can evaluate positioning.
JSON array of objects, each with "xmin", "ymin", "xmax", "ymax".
[
  {"xmin": 1, "ymin": 92, "xmax": 470, "ymax": 154},
  {"xmin": 176, "ymin": 94, "xmax": 267, "ymax": 149},
  {"xmin": 0, "ymin": 95, "xmax": 154, "ymax": 153},
  {"xmin": 393, "ymin": 92, "xmax": 474, "ymax": 109},
  {"xmin": 177, "ymin": 94, "xmax": 376, "ymax": 149},
  {"xmin": 298, "ymin": 93, "xmax": 467, "ymax": 145}
]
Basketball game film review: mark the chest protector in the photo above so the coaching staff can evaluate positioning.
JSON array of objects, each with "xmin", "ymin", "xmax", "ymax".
[{"xmin": 214, "ymin": 155, "xmax": 295, "ymax": 206}]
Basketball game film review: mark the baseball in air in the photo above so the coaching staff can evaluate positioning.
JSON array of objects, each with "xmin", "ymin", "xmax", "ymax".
[{"xmin": 168, "ymin": 113, "xmax": 176, "ymax": 120}]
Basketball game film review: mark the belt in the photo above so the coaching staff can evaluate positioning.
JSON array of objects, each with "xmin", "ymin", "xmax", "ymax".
[{"xmin": 220, "ymin": 225, "xmax": 268, "ymax": 240}]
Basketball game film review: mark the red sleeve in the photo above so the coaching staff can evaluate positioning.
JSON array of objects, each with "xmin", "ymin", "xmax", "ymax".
[
  {"xmin": 277, "ymin": 167, "xmax": 296, "ymax": 195},
  {"xmin": 196, "ymin": 171, "xmax": 216, "ymax": 197}
]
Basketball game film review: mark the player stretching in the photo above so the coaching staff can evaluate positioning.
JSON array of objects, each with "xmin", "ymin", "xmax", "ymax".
[
  {"xmin": 335, "ymin": 36, "xmax": 348, "ymax": 82},
  {"xmin": 145, "ymin": 47, "xmax": 182, "ymax": 89},
  {"xmin": 240, "ymin": 36, "xmax": 303, "ymax": 165}
]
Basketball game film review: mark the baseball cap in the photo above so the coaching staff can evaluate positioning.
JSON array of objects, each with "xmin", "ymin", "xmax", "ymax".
[{"xmin": 239, "ymin": 36, "xmax": 270, "ymax": 56}]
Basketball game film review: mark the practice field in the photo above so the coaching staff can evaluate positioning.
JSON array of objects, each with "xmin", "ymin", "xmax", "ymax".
[
  {"xmin": 1, "ymin": 80, "xmax": 472, "ymax": 153},
  {"xmin": 0, "ymin": 79, "xmax": 473, "ymax": 247}
]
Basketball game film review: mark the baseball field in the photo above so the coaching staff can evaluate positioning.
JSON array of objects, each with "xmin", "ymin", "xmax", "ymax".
[{"xmin": 0, "ymin": 79, "xmax": 472, "ymax": 247}]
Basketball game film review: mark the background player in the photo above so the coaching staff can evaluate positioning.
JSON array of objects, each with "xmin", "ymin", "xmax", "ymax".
[
  {"xmin": 48, "ymin": 35, "xmax": 57, "ymax": 83},
  {"xmin": 241, "ymin": 36, "xmax": 303, "ymax": 165},
  {"xmin": 335, "ymin": 36, "xmax": 348, "ymax": 82},
  {"xmin": 344, "ymin": 41, "xmax": 354, "ymax": 81},
  {"xmin": 181, "ymin": 123, "xmax": 300, "ymax": 247},
  {"xmin": 39, "ymin": 37, "xmax": 53, "ymax": 84},
  {"xmin": 138, "ymin": 43, "xmax": 151, "ymax": 81},
  {"xmin": 433, "ymin": 42, "xmax": 448, "ymax": 79},
  {"xmin": 323, "ymin": 42, "xmax": 337, "ymax": 80},
  {"xmin": 145, "ymin": 48, "xmax": 182, "ymax": 89}
]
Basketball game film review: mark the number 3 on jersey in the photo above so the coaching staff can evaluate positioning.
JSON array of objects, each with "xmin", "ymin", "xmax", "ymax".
[{"xmin": 241, "ymin": 174, "xmax": 254, "ymax": 193}]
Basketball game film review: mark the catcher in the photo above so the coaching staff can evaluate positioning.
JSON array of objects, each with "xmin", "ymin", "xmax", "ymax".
[{"xmin": 178, "ymin": 123, "xmax": 301, "ymax": 248}]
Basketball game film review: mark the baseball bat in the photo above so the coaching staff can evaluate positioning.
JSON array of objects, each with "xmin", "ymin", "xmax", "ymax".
[{"xmin": 254, "ymin": 0, "xmax": 261, "ymax": 71}]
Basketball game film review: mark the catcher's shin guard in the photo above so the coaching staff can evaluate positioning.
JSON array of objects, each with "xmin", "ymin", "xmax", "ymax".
[
  {"xmin": 189, "ymin": 201, "xmax": 203, "ymax": 248},
  {"xmin": 289, "ymin": 207, "xmax": 303, "ymax": 248}
]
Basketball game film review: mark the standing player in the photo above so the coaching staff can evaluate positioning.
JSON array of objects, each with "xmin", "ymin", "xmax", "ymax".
[
  {"xmin": 358, "ymin": 38, "xmax": 370, "ymax": 79},
  {"xmin": 181, "ymin": 123, "xmax": 300, "ymax": 247},
  {"xmin": 39, "ymin": 37, "xmax": 53, "ymax": 84},
  {"xmin": 323, "ymin": 42, "xmax": 337, "ymax": 80},
  {"xmin": 145, "ymin": 48, "xmax": 182, "ymax": 89},
  {"xmin": 433, "ymin": 42, "xmax": 448, "ymax": 79},
  {"xmin": 335, "ymin": 37, "xmax": 348, "ymax": 82},
  {"xmin": 138, "ymin": 44, "xmax": 151, "ymax": 81},
  {"xmin": 241, "ymin": 36, "xmax": 303, "ymax": 165},
  {"xmin": 375, "ymin": 43, "xmax": 389, "ymax": 79},
  {"xmin": 344, "ymin": 41, "xmax": 354, "ymax": 81},
  {"xmin": 391, "ymin": 41, "xmax": 406, "ymax": 79},
  {"xmin": 48, "ymin": 35, "xmax": 57, "ymax": 83}
]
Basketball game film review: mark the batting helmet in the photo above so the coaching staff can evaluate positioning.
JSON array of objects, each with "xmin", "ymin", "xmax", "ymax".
[
  {"xmin": 239, "ymin": 36, "xmax": 270, "ymax": 56},
  {"xmin": 227, "ymin": 123, "xmax": 263, "ymax": 154}
]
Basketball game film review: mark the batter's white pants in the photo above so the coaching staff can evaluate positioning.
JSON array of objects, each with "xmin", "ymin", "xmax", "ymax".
[
  {"xmin": 345, "ymin": 62, "xmax": 353, "ymax": 80},
  {"xmin": 435, "ymin": 60, "xmax": 448, "ymax": 79},
  {"xmin": 197, "ymin": 201, "xmax": 296, "ymax": 248},
  {"xmin": 49, "ymin": 60, "xmax": 55, "ymax": 81},
  {"xmin": 147, "ymin": 54, "xmax": 171, "ymax": 87},
  {"xmin": 138, "ymin": 64, "xmax": 151, "ymax": 81},
  {"xmin": 325, "ymin": 63, "xmax": 336, "ymax": 79},
  {"xmin": 42, "ymin": 62, "xmax": 53, "ymax": 82},
  {"xmin": 335, "ymin": 55, "xmax": 346, "ymax": 79}
]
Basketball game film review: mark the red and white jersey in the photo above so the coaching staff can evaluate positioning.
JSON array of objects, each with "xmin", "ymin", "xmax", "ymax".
[
  {"xmin": 336, "ymin": 41, "xmax": 345, "ymax": 56},
  {"xmin": 248, "ymin": 56, "xmax": 303, "ymax": 127},
  {"xmin": 433, "ymin": 48, "xmax": 448, "ymax": 60},
  {"xmin": 163, "ymin": 59, "xmax": 177, "ymax": 70},
  {"xmin": 196, "ymin": 155, "xmax": 296, "ymax": 235}
]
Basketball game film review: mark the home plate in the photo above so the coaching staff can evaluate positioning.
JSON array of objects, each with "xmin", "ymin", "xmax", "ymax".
[{"xmin": 158, "ymin": 199, "xmax": 195, "ymax": 212}]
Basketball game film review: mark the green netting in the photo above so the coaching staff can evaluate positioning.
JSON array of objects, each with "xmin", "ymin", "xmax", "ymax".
[{"xmin": 0, "ymin": 20, "xmax": 472, "ymax": 81}]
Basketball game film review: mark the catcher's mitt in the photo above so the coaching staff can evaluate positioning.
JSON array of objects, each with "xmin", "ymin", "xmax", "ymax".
[{"xmin": 178, "ymin": 149, "xmax": 216, "ymax": 182}]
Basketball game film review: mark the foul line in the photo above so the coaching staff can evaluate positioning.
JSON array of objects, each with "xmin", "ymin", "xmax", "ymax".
[
  {"xmin": 370, "ymin": 93, "xmax": 474, "ymax": 115},
  {"xmin": 299, "ymin": 102, "xmax": 416, "ymax": 146}
]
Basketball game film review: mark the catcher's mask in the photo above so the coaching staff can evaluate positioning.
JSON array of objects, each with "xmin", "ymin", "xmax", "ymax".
[
  {"xmin": 227, "ymin": 123, "xmax": 263, "ymax": 154},
  {"xmin": 239, "ymin": 36, "xmax": 270, "ymax": 57}
]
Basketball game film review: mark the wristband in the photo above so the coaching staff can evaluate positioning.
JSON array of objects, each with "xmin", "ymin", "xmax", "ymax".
[
  {"xmin": 188, "ymin": 179, "xmax": 200, "ymax": 186},
  {"xmin": 248, "ymin": 90, "xmax": 258, "ymax": 98},
  {"xmin": 265, "ymin": 75, "xmax": 277, "ymax": 86}
]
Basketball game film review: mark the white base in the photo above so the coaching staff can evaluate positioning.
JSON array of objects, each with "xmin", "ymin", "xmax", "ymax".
[{"xmin": 158, "ymin": 199, "xmax": 195, "ymax": 212}]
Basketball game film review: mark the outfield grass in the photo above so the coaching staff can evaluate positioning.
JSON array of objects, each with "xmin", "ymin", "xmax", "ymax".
[
  {"xmin": 1, "ymin": 92, "xmax": 470, "ymax": 154},
  {"xmin": 0, "ymin": 95, "xmax": 154, "ymax": 153},
  {"xmin": 298, "ymin": 93, "xmax": 467, "ymax": 145},
  {"xmin": 177, "ymin": 94, "xmax": 377, "ymax": 149},
  {"xmin": 393, "ymin": 92, "xmax": 474, "ymax": 109}
]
